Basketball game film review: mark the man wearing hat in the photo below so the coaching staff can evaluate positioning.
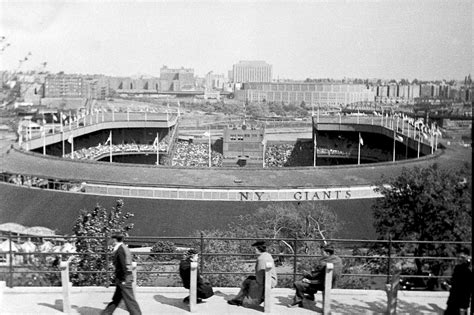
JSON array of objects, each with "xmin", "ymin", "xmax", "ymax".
[
  {"xmin": 289, "ymin": 243, "xmax": 342, "ymax": 308},
  {"xmin": 228, "ymin": 241, "xmax": 278, "ymax": 306},
  {"xmin": 444, "ymin": 247, "xmax": 472, "ymax": 314},
  {"xmin": 102, "ymin": 233, "xmax": 141, "ymax": 315},
  {"xmin": 179, "ymin": 249, "xmax": 214, "ymax": 304}
]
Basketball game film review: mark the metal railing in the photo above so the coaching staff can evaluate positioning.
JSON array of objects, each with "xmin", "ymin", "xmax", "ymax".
[{"xmin": 0, "ymin": 233, "xmax": 469, "ymax": 289}]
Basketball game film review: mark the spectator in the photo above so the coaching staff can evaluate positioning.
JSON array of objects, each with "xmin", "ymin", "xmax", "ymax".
[
  {"xmin": 444, "ymin": 248, "xmax": 472, "ymax": 315},
  {"xmin": 227, "ymin": 241, "xmax": 277, "ymax": 307},
  {"xmin": 179, "ymin": 249, "xmax": 214, "ymax": 304},
  {"xmin": 289, "ymin": 244, "xmax": 343, "ymax": 308},
  {"xmin": 172, "ymin": 141, "xmax": 223, "ymax": 167}
]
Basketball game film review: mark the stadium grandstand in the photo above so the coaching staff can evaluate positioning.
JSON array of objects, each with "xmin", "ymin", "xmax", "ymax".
[{"xmin": 0, "ymin": 108, "xmax": 471, "ymax": 239}]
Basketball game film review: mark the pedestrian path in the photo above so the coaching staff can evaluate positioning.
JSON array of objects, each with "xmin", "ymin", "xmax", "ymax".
[{"xmin": 0, "ymin": 287, "xmax": 449, "ymax": 314}]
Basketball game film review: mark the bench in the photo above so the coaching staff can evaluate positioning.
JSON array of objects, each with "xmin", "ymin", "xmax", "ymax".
[
  {"xmin": 189, "ymin": 261, "xmax": 199, "ymax": 313},
  {"xmin": 189, "ymin": 261, "xmax": 274, "ymax": 313},
  {"xmin": 264, "ymin": 261, "xmax": 273, "ymax": 313},
  {"xmin": 322, "ymin": 262, "xmax": 334, "ymax": 315},
  {"xmin": 59, "ymin": 258, "xmax": 73, "ymax": 314},
  {"xmin": 385, "ymin": 269, "xmax": 401, "ymax": 315}
]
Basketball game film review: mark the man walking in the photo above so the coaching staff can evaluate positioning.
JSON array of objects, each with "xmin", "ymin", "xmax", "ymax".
[
  {"xmin": 102, "ymin": 233, "xmax": 142, "ymax": 315},
  {"xmin": 289, "ymin": 243, "xmax": 343, "ymax": 308}
]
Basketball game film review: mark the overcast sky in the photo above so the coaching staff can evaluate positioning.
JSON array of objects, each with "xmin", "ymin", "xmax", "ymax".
[{"xmin": 0, "ymin": 0, "xmax": 472, "ymax": 80}]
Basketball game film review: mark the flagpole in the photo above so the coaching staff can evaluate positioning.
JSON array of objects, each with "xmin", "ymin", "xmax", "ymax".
[
  {"xmin": 109, "ymin": 131, "xmax": 112, "ymax": 163},
  {"xmin": 262, "ymin": 139, "xmax": 266, "ymax": 168},
  {"xmin": 358, "ymin": 132, "xmax": 361, "ymax": 165},
  {"xmin": 209, "ymin": 126, "xmax": 212, "ymax": 168},
  {"xmin": 61, "ymin": 131, "xmax": 65, "ymax": 157},
  {"xmin": 18, "ymin": 125, "xmax": 22, "ymax": 148},
  {"xmin": 417, "ymin": 129, "xmax": 420, "ymax": 158},
  {"xmin": 43, "ymin": 131, "xmax": 46, "ymax": 155},
  {"xmin": 313, "ymin": 131, "xmax": 317, "ymax": 167},
  {"xmin": 393, "ymin": 118, "xmax": 399, "ymax": 162},
  {"xmin": 60, "ymin": 112, "xmax": 63, "ymax": 133},
  {"xmin": 70, "ymin": 135, "xmax": 74, "ymax": 159},
  {"xmin": 393, "ymin": 128, "xmax": 396, "ymax": 162},
  {"xmin": 405, "ymin": 133, "xmax": 409, "ymax": 160},
  {"xmin": 430, "ymin": 133, "xmax": 434, "ymax": 154},
  {"xmin": 156, "ymin": 132, "xmax": 159, "ymax": 166}
]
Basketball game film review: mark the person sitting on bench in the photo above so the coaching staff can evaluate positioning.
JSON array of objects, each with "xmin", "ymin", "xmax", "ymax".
[
  {"xmin": 227, "ymin": 241, "xmax": 278, "ymax": 306},
  {"xmin": 179, "ymin": 249, "xmax": 214, "ymax": 304},
  {"xmin": 289, "ymin": 244, "xmax": 342, "ymax": 308}
]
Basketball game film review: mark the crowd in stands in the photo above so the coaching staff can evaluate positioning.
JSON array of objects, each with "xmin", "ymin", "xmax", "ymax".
[
  {"xmin": 264, "ymin": 143, "xmax": 349, "ymax": 167},
  {"xmin": 265, "ymin": 144, "xmax": 293, "ymax": 167},
  {"xmin": 172, "ymin": 141, "xmax": 223, "ymax": 167},
  {"xmin": 4, "ymin": 174, "xmax": 85, "ymax": 192},
  {"xmin": 64, "ymin": 141, "xmax": 169, "ymax": 161}
]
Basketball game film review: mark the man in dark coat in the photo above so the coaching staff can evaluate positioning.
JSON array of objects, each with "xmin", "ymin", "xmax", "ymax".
[
  {"xmin": 102, "ymin": 233, "xmax": 141, "ymax": 315},
  {"xmin": 445, "ymin": 248, "xmax": 472, "ymax": 315},
  {"xmin": 179, "ymin": 249, "xmax": 214, "ymax": 304},
  {"xmin": 289, "ymin": 244, "xmax": 343, "ymax": 308}
]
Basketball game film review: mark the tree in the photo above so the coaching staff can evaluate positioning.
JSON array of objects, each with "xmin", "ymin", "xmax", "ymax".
[
  {"xmin": 372, "ymin": 164, "xmax": 471, "ymax": 278},
  {"xmin": 70, "ymin": 199, "xmax": 135, "ymax": 285},
  {"xmin": 235, "ymin": 202, "xmax": 341, "ymax": 264},
  {"xmin": 194, "ymin": 202, "xmax": 341, "ymax": 287}
]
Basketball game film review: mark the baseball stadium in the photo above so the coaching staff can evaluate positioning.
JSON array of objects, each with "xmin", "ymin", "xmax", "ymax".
[{"xmin": 0, "ymin": 106, "xmax": 471, "ymax": 239}]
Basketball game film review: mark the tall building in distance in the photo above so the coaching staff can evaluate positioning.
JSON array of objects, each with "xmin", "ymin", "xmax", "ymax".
[
  {"xmin": 159, "ymin": 65, "xmax": 195, "ymax": 91},
  {"xmin": 235, "ymin": 82, "xmax": 375, "ymax": 106},
  {"xmin": 231, "ymin": 60, "xmax": 272, "ymax": 83},
  {"xmin": 205, "ymin": 71, "xmax": 227, "ymax": 91},
  {"xmin": 44, "ymin": 74, "xmax": 108, "ymax": 99},
  {"xmin": 44, "ymin": 74, "xmax": 84, "ymax": 98}
]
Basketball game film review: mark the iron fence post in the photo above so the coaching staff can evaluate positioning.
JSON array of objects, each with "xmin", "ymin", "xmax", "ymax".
[
  {"xmin": 293, "ymin": 236, "xmax": 298, "ymax": 283},
  {"xmin": 387, "ymin": 236, "xmax": 392, "ymax": 284},
  {"xmin": 200, "ymin": 232, "xmax": 204, "ymax": 272},
  {"xmin": 8, "ymin": 232, "xmax": 13, "ymax": 288},
  {"xmin": 105, "ymin": 235, "xmax": 109, "ymax": 288}
]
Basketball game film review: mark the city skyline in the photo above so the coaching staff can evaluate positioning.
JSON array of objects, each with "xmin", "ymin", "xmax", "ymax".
[{"xmin": 0, "ymin": 0, "xmax": 472, "ymax": 80}]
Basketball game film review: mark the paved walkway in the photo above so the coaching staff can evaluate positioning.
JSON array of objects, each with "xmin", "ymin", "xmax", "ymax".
[{"xmin": 0, "ymin": 287, "xmax": 451, "ymax": 314}]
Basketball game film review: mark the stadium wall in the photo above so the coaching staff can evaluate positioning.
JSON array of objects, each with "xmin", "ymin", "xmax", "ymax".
[{"xmin": 0, "ymin": 183, "xmax": 377, "ymax": 239}]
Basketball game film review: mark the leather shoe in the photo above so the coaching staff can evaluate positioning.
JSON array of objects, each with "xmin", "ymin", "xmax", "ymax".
[
  {"xmin": 288, "ymin": 301, "xmax": 303, "ymax": 308},
  {"xmin": 227, "ymin": 299, "xmax": 242, "ymax": 306}
]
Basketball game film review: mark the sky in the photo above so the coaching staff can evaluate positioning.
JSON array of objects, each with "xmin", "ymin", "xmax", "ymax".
[{"xmin": 0, "ymin": 0, "xmax": 472, "ymax": 80}]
